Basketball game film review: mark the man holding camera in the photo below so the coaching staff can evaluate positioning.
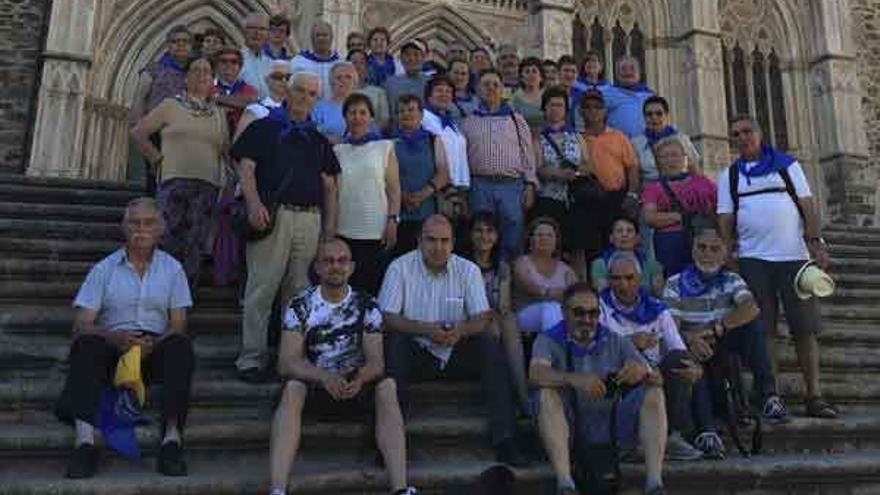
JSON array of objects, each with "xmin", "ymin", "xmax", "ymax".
[{"xmin": 530, "ymin": 283, "xmax": 668, "ymax": 495}]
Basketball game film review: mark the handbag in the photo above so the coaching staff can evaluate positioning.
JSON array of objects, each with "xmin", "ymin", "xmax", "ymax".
[
  {"xmin": 231, "ymin": 162, "xmax": 302, "ymax": 242},
  {"xmin": 544, "ymin": 132, "xmax": 606, "ymax": 204}
]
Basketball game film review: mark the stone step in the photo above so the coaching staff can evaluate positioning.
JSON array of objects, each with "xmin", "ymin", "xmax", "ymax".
[
  {"xmin": 0, "ymin": 173, "xmax": 143, "ymax": 192},
  {"xmin": 0, "ymin": 202, "xmax": 124, "ymax": 223},
  {"xmin": 0, "ymin": 218, "xmax": 124, "ymax": 241},
  {"xmin": 2, "ymin": 448, "xmax": 880, "ymax": 494},
  {"xmin": 824, "ymin": 229, "xmax": 880, "ymax": 247},
  {"xmin": 0, "ymin": 237, "xmax": 119, "ymax": 261},
  {"xmin": 0, "ymin": 183, "xmax": 141, "ymax": 207}
]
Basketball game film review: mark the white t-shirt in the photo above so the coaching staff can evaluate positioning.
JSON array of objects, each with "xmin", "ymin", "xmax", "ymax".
[
  {"xmin": 716, "ymin": 161, "xmax": 811, "ymax": 261},
  {"xmin": 599, "ymin": 292, "xmax": 686, "ymax": 366},
  {"xmin": 243, "ymin": 96, "xmax": 283, "ymax": 120},
  {"xmin": 422, "ymin": 110, "xmax": 470, "ymax": 188},
  {"xmin": 290, "ymin": 52, "xmax": 340, "ymax": 100}
]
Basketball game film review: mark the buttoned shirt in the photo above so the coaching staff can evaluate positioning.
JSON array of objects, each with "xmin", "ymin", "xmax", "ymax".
[
  {"xmin": 459, "ymin": 112, "xmax": 538, "ymax": 185},
  {"xmin": 378, "ymin": 250, "xmax": 490, "ymax": 365},
  {"xmin": 241, "ymin": 48, "xmax": 273, "ymax": 99},
  {"xmin": 73, "ymin": 248, "xmax": 192, "ymax": 335}
]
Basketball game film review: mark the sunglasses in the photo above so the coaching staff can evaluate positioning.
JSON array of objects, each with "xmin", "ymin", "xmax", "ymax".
[
  {"xmin": 269, "ymin": 73, "xmax": 292, "ymax": 81},
  {"xmin": 570, "ymin": 307, "xmax": 600, "ymax": 318}
]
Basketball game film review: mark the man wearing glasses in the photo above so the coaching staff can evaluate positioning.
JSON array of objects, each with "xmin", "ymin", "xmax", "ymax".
[
  {"xmin": 241, "ymin": 12, "xmax": 272, "ymax": 99},
  {"xmin": 530, "ymin": 283, "xmax": 669, "ymax": 495}
]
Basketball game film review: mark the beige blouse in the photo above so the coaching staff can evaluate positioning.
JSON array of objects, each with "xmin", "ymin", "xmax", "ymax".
[{"xmin": 156, "ymin": 98, "xmax": 227, "ymax": 186}]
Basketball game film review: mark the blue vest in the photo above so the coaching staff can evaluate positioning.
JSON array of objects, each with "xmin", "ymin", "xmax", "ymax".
[{"xmin": 395, "ymin": 136, "xmax": 437, "ymax": 222}]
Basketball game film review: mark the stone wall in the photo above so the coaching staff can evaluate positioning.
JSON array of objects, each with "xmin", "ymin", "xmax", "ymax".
[
  {"xmin": 0, "ymin": 0, "xmax": 49, "ymax": 173},
  {"xmin": 852, "ymin": 0, "xmax": 880, "ymax": 166}
]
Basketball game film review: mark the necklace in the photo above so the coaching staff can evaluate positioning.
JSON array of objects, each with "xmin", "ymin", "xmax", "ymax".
[{"xmin": 175, "ymin": 93, "xmax": 215, "ymax": 118}]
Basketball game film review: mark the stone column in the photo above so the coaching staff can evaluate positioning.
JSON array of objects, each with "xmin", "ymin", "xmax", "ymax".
[
  {"xmin": 26, "ymin": 0, "xmax": 96, "ymax": 178},
  {"xmin": 670, "ymin": 0, "xmax": 729, "ymax": 175},
  {"xmin": 806, "ymin": 0, "xmax": 872, "ymax": 225},
  {"xmin": 322, "ymin": 0, "xmax": 363, "ymax": 54},
  {"xmin": 532, "ymin": 0, "xmax": 575, "ymax": 61}
]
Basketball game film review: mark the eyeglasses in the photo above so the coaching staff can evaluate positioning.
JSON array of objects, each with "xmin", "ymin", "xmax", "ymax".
[
  {"xmin": 269, "ymin": 73, "xmax": 292, "ymax": 81},
  {"xmin": 730, "ymin": 128, "xmax": 754, "ymax": 138},
  {"xmin": 570, "ymin": 307, "xmax": 600, "ymax": 318}
]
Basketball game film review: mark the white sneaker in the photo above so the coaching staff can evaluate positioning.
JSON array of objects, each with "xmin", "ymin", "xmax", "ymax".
[
  {"xmin": 392, "ymin": 487, "xmax": 419, "ymax": 495},
  {"xmin": 665, "ymin": 431, "xmax": 703, "ymax": 461}
]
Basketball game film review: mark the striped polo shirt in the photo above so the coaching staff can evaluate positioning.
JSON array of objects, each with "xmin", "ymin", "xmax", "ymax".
[{"xmin": 662, "ymin": 270, "xmax": 753, "ymax": 333}]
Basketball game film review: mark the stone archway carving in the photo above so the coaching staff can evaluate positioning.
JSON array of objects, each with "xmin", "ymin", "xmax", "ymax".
[{"xmin": 384, "ymin": 4, "xmax": 495, "ymax": 54}]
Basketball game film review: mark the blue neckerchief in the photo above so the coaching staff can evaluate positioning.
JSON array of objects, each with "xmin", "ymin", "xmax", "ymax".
[
  {"xmin": 678, "ymin": 264, "xmax": 727, "ymax": 298},
  {"xmin": 473, "ymin": 102, "xmax": 515, "ymax": 117},
  {"xmin": 97, "ymin": 388, "xmax": 148, "ymax": 460},
  {"xmin": 600, "ymin": 247, "xmax": 647, "ymax": 268},
  {"xmin": 216, "ymin": 78, "xmax": 246, "ymax": 95},
  {"xmin": 578, "ymin": 77, "xmax": 608, "ymax": 89},
  {"xmin": 262, "ymin": 43, "xmax": 290, "ymax": 60},
  {"xmin": 614, "ymin": 81, "xmax": 652, "ymax": 93},
  {"xmin": 158, "ymin": 52, "xmax": 186, "ymax": 73},
  {"xmin": 644, "ymin": 125, "xmax": 677, "ymax": 147},
  {"xmin": 545, "ymin": 320, "xmax": 610, "ymax": 358},
  {"xmin": 541, "ymin": 124, "xmax": 575, "ymax": 140},
  {"xmin": 298, "ymin": 50, "xmax": 340, "ymax": 63},
  {"xmin": 600, "ymin": 287, "xmax": 666, "ymax": 326},
  {"xmin": 344, "ymin": 130, "xmax": 382, "ymax": 145},
  {"xmin": 734, "ymin": 144, "xmax": 795, "ymax": 184},
  {"xmin": 367, "ymin": 53, "xmax": 396, "ymax": 85},
  {"xmin": 395, "ymin": 127, "xmax": 432, "ymax": 150},
  {"xmin": 426, "ymin": 105, "xmax": 456, "ymax": 129},
  {"xmin": 266, "ymin": 105, "xmax": 316, "ymax": 141}
]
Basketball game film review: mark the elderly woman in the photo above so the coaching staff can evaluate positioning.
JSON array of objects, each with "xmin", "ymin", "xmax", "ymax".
[
  {"xmin": 510, "ymin": 57, "xmax": 545, "ymax": 133},
  {"xmin": 312, "ymin": 61, "xmax": 360, "ymax": 143},
  {"xmin": 590, "ymin": 216, "xmax": 665, "ymax": 296},
  {"xmin": 131, "ymin": 56, "xmax": 228, "ymax": 288},
  {"xmin": 333, "ymin": 93, "xmax": 401, "ymax": 294},
  {"xmin": 366, "ymin": 26, "xmax": 400, "ymax": 86},
  {"xmin": 234, "ymin": 60, "xmax": 290, "ymax": 141},
  {"xmin": 642, "ymin": 135, "xmax": 717, "ymax": 276},
  {"xmin": 348, "ymin": 49, "xmax": 391, "ymax": 133}
]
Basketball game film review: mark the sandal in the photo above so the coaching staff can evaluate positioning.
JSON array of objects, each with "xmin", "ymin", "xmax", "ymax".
[{"xmin": 805, "ymin": 396, "xmax": 839, "ymax": 418}]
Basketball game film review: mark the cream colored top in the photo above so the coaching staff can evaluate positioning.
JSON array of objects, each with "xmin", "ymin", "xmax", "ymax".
[
  {"xmin": 156, "ymin": 98, "xmax": 227, "ymax": 186},
  {"xmin": 334, "ymin": 139, "xmax": 394, "ymax": 240}
]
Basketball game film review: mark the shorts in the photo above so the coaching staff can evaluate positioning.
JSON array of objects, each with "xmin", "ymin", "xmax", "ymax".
[
  {"xmin": 277, "ymin": 378, "xmax": 381, "ymax": 422},
  {"xmin": 738, "ymin": 258, "xmax": 822, "ymax": 335}
]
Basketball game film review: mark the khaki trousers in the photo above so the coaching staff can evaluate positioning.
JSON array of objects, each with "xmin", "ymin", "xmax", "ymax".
[{"xmin": 236, "ymin": 208, "xmax": 321, "ymax": 371}]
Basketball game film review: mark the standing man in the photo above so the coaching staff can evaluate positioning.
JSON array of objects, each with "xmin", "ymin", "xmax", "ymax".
[
  {"xmin": 496, "ymin": 44, "xmax": 520, "ymax": 99},
  {"xmin": 384, "ymin": 40, "xmax": 430, "ymax": 127},
  {"xmin": 241, "ymin": 12, "xmax": 273, "ymax": 99},
  {"xmin": 379, "ymin": 215, "xmax": 526, "ymax": 466},
  {"xmin": 231, "ymin": 72, "xmax": 340, "ymax": 381},
  {"xmin": 290, "ymin": 20, "xmax": 341, "ymax": 101},
  {"xmin": 460, "ymin": 68, "xmax": 538, "ymax": 259},
  {"xmin": 264, "ymin": 14, "xmax": 293, "ymax": 61},
  {"xmin": 269, "ymin": 238, "xmax": 418, "ymax": 495},
  {"xmin": 718, "ymin": 115, "xmax": 836, "ymax": 418},
  {"xmin": 600, "ymin": 56, "xmax": 654, "ymax": 138}
]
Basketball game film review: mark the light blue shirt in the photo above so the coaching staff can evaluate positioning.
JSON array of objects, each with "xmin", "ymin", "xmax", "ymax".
[
  {"xmin": 311, "ymin": 100, "xmax": 347, "ymax": 141},
  {"xmin": 600, "ymin": 85, "xmax": 654, "ymax": 138},
  {"xmin": 241, "ymin": 49, "xmax": 272, "ymax": 99},
  {"xmin": 73, "ymin": 248, "xmax": 192, "ymax": 335}
]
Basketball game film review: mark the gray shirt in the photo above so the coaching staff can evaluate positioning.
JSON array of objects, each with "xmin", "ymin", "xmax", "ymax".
[
  {"xmin": 73, "ymin": 248, "xmax": 192, "ymax": 335},
  {"xmin": 384, "ymin": 73, "xmax": 429, "ymax": 127}
]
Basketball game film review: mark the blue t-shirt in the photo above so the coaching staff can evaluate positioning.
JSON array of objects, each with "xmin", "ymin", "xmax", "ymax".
[
  {"xmin": 395, "ymin": 135, "xmax": 437, "ymax": 222},
  {"xmin": 311, "ymin": 100, "xmax": 347, "ymax": 142},
  {"xmin": 600, "ymin": 85, "xmax": 654, "ymax": 138}
]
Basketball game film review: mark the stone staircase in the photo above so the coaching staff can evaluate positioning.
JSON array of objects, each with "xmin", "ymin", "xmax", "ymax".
[{"xmin": 0, "ymin": 173, "xmax": 879, "ymax": 494}]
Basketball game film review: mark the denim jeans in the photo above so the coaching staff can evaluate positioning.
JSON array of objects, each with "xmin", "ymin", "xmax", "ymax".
[{"xmin": 469, "ymin": 177, "xmax": 525, "ymax": 260}]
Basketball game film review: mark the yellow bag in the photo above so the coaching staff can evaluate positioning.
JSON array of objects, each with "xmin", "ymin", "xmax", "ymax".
[{"xmin": 114, "ymin": 345, "xmax": 146, "ymax": 406}]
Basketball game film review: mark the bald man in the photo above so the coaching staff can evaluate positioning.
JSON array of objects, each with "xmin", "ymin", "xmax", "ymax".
[
  {"xmin": 290, "ymin": 20, "xmax": 341, "ymax": 100},
  {"xmin": 378, "ymin": 215, "xmax": 527, "ymax": 466}
]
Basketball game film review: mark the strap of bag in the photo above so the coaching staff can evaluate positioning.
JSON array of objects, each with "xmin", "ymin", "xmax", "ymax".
[
  {"xmin": 659, "ymin": 178, "xmax": 685, "ymax": 214},
  {"xmin": 729, "ymin": 165, "xmax": 804, "ymax": 227},
  {"xmin": 509, "ymin": 113, "xmax": 528, "ymax": 177}
]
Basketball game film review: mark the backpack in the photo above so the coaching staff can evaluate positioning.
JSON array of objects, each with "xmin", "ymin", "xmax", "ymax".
[
  {"xmin": 706, "ymin": 344, "xmax": 763, "ymax": 457},
  {"xmin": 728, "ymin": 165, "xmax": 805, "ymax": 224}
]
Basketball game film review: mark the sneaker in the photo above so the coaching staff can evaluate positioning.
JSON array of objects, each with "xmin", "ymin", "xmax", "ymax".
[
  {"xmin": 66, "ymin": 443, "xmax": 98, "ymax": 479},
  {"xmin": 665, "ymin": 431, "xmax": 703, "ymax": 461},
  {"xmin": 619, "ymin": 445, "xmax": 644, "ymax": 463},
  {"xmin": 693, "ymin": 431, "xmax": 726, "ymax": 460},
  {"xmin": 762, "ymin": 395, "xmax": 791, "ymax": 423},
  {"xmin": 157, "ymin": 441, "xmax": 187, "ymax": 476},
  {"xmin": 805, "ymin": 396, "xmax": 839, "ymax": 419},
  {"xmin": 392, "ymin": 487, "xmax": 419, "ymax": 495},
  {"xmin": 494, "ymin": 438, "xmax": 529, "ymax": 467}
]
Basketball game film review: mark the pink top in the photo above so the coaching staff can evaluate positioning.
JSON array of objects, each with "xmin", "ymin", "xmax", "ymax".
[
  {"xmin": 642, "ymin": 175, "xmax": 717, "ymax": 233},
  {"xmin": 512, "ymin": 256, "xmax": 575, "ymax": 311}
]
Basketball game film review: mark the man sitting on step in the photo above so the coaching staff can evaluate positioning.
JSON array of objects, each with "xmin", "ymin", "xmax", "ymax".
[
  {"xmin": 269, "ymin": 238, "xmax": 418, "ymax": 495},
  {"xmin": 663, "ymin": 222, "xmax": 790, "ymax": 459},
  {"xmin": 55, "ymin": 197, "xmax": 195, "ymax": 479},
  {"xmin": 530, "ymin": 283, "xmax": 669, "ymax": 495}
]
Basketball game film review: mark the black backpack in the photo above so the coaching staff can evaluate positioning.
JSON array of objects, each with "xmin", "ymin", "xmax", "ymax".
[
  {"xmin": 728, "ymin": 164, "xmax": 805, "ymax": 224},
  {"xmin": 706, "ymin": 344, "xmax": 763, "ymax": 457}
]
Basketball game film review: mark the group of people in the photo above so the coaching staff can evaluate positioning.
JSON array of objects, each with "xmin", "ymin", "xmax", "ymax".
[{"xmin": 56, "ymin": 10, "xmax": 838, "ymax": 495}]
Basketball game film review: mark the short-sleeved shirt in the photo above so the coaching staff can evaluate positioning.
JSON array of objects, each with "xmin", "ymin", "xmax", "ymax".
[
  {"xmin": 663, "ymin": 269, "xmax": 754, "ymax": 333},
  {"xmin": 583, "ymin": 127, "xmax": 638, "ymax": 192},
  {"xmin": 73, "ymin": 248, "xmax": 192, "ymax": 335},
  {"xmin": 641, "ymin": 175, "xmax": 717, "ymax": 233},
  {"xmin": 241, "ymin": 49, "xmax": 272, "ymax": 99},
  {"xmin": 598, "ymin": 288, "xmax": 686, "ymax": 365},
  {"xmin": 283, "ymin": 285, "xmax": 382, "ymax": 376},
  {"xmin": 422, "ymin": 109, "xmax": 470, "ymax": 188},
  {"xmin": 460, "ymin": 112, "xmax": 539, "ymax": 185},
  {"xmin": 716, "ymin": 161, "xmax": 811, "ymax": 261},
  {"xmin": 600, "ymin": 85, "xmax": 654, "ymax": 138},
  {"xmin": 231, "ymin": 118, "xmax": 341, "ymax": 206},
  {"xmin": 631, "ymin": 132, "xmax": 701, "ymax": 183},
  {"xmin": 378, "ymin": 251, "xmax": 490, "ymax": 364},
  {"xmin": 590, "ymin": 252, "xmax": 664, "ymax": 294}
]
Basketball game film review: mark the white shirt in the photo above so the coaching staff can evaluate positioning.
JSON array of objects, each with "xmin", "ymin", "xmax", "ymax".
[
  {"xmin": 716, "ymin": 161, "xmax": 811, "ymax": 261},
  {"xmin": 334, "ymin": 139, "xmax": 394, "ymax": 240},
  {"xmin": 244, "ymin": 96, "xmax": 283, "ymax": 120},
  {"xmin": 378, "ymin": 251, "xmax": 490, "ymax": 365},
  {"xmin": 290, "ymin": 52, "xmax": 341, "ymax": 100},
  {"xmin": 241, "ymin": 49, "xmax": 272, "ymax": 99},
  {"xmin": 422, "ymin": 109, "xmax": 471, "ymax": 188},
  {"xmin": 599, "ymin": 292, "xmax": 686, "ymax": 366}
]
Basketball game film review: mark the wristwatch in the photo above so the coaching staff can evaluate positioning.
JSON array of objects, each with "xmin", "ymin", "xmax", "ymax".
[
  {"xmin": 807, "ymin": 237, "xmax": 827, "ymax": 246},
  {"xmin": 441, "ymin": 322, "xmax": 454, "ymax": 332},
  {"xmin": 386, "ymin": 214, "xmax": 400, "ymax": 224}
]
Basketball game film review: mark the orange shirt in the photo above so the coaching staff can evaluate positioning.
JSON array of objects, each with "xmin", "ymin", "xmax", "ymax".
[{"xmin": 581, "ymin": 127, "xmax": 638, "ymax": 192}]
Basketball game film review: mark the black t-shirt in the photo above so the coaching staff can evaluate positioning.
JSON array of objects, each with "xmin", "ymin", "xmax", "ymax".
[{"xmin": 232, "ymin": 119, "xmax": 341, "ymax": 206}]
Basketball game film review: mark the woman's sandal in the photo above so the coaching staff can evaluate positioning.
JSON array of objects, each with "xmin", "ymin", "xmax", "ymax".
[{"xmin": 805, "ymin": 396, "xmax": 839, "ymax": 418}]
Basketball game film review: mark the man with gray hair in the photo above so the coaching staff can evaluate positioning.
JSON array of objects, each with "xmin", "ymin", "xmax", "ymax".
[
  {"xmin": 599, "ymin": 251, "xmax": 705, "ymax": 461},
  {"xmin": 290, "ymin": 19, "xmax": 341, "ymax": 100},
  {"xmin": 231, "ymin": 71, "xmax": 341, "ymax": 381},
  {"xmin": 55, "ymin": 198, "xmax": 195, "ymax": 479},
  {"xmin": 496, "ymin": 43, "xmax": 520, "ymax": 98},
  {"xmin": 241, "ymin": 12, "xmax": 273, "ymax": 99},
  {"xmin": 600, "ymin": 56, "xmax": 654, "ymax": 138}
]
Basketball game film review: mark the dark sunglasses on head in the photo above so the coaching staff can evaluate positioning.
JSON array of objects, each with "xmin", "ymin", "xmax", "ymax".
[{"xmin": 269, "ymin": 73, "xmax": 292, "ymax": 81}]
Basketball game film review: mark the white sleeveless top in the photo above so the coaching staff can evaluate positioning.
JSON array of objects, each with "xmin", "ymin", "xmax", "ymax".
[{"xmin": 334, "ymin": 139, "xmax": 394, "ymax": 240}]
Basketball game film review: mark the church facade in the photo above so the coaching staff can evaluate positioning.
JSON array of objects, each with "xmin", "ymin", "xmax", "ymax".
[{"xmin": 3, "ymin": 0, "xmax": 879, "ymax": 226}]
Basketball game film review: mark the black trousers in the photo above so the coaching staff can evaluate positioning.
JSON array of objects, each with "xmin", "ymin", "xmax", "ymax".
[
  {"xmin": 55, "ymin": 333, "xmax": 195, "ymax": 432},
  {"xmin": 385, "ymin": 331, "xmax": 516, "ymax": 445},
  {"xmin": 341, "ymin": 237, "xmax": 388, "ymax": 296}
]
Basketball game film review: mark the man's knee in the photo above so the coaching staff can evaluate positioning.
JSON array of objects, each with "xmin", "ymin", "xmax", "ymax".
[
  {"xmin": 280, "ymin": 380, "xmax": 308, "ymax": 408},
  {"xmin": 538, "ymin": 388, "xmax": 564, "ymax": 414},
  {"xmin": 375, "ymin": 378, "xmax": 401, "ymax": 411},
  {"xmin": 642, "ymin": 385, "xmax": 665, "ymax": 414}
]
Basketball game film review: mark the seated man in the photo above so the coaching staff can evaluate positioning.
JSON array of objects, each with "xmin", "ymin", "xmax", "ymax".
[
  {"xmin": 379, "ymin": 214, "xmax": 526, "ymax": 466},
  {"xmin": 530, "ymin": 283, "xmax": 668, "ymax": 495},
  {"xmin": 599, "ymin": 251, "xmax": 704, "ymax": 461},
  {"xmin": 269, "ymin": 238, "xmax": 418, "ymax": 495},
  {"xmin": 663, "ymin": 224, "xmax": 789, "ymax": 458},
  {"xmin": 55, "ymin": 198, "xmax": 195, "ymax": 479}
]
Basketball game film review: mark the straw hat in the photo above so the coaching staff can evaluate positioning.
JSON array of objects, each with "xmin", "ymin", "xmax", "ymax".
[{"xmin": 794, "ymin": 260, "xmax": 835, "ymax": 300}]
